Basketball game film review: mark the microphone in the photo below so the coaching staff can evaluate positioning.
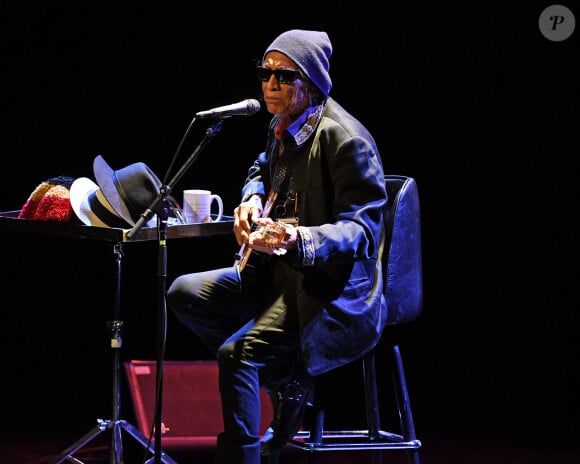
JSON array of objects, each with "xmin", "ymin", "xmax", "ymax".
[{"xmin": 196, "ymin": 99, "xmax": 261, "ymax": 119}]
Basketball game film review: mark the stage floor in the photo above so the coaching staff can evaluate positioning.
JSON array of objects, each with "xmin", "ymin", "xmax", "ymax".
[{"xmin": 3, "ymin": 428, "xmax": 579, "ymax": 464}]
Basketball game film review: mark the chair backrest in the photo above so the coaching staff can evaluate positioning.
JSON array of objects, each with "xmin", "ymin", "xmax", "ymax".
[{"xmin": 383, "ymin": 175, "xmax": 423, "ymax": 325}]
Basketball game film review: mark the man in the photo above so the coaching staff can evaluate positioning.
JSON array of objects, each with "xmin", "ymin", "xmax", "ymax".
[{"xmin": 167, "ymin": 29, "xmax": 387, "ymax": 464}]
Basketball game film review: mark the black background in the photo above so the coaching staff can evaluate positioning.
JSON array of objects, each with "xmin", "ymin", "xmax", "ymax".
[{"xmin": 1, "ymin": 1, "xmax": 578, "ymax": 453}]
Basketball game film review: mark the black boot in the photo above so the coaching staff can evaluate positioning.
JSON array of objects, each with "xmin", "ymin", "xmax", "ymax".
[{"xmin": 260, "ymin": 371, "xmax": 315, "ymax": 456}]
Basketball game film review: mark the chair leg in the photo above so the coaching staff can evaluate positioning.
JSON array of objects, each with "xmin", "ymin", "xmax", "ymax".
[
  {"xmin": 285, "ymin": 346, "xmax": 419, "ymax": 464},
  {"xmin": 307, "ymin": 379, "xmax": 327, "ymax": 445},
  {"xmin": 362, "ymin": 350, "xmax": 383, "ymax": 464},
  {"xmin": 362, "ymin": 350, "xmax": 381, "ymax": 438},
  {"xmin": 391, "ymin": 344, "xmax": 419, "ymax": 464},
  {"xmin": 302, "ymin": 379, "xmax": 326, "ymax": 464}
]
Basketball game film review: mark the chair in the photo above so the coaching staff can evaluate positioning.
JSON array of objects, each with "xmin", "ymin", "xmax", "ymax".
[{"xmin": 286, "ymin": 174, "xmax": 423, "ymax": 464}]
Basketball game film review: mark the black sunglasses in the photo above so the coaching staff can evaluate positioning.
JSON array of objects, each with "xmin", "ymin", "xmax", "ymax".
[{"xmin": 256, "ymin": 66, "xmax": 302, "ymax": 84}]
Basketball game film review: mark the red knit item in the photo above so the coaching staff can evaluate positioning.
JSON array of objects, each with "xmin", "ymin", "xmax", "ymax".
[{"xmin": 19, "ymin": 180, "xmax": 74, "ymax": 222}]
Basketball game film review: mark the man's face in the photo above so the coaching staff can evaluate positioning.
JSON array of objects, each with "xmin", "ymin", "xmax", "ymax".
[{"xmin": 260, "ymin": 51, "xmax": 311, "ymax": 119}]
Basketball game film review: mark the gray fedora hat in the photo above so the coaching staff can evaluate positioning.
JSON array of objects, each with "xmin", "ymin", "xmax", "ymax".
[{"xmin": 93, "ymin": 154, "xmax": 162, "ymax": 227}]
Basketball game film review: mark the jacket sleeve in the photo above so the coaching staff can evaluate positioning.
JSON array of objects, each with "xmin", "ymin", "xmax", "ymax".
[
  {"xmin": 241, "ymin": 152, "xmax": 267, "ymax": 202},
  {"xmin": 296, "ymin": 122, "xmax": 387, "ymax": 268}
]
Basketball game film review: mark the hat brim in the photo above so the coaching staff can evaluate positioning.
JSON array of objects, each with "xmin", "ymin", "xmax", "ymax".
[
  {"xmin": 70, "ymin": 177, "xmax": 131, "ymax": 228},
  {"xmin": 70, "ymin": 177, "xmax": 108, "ymax": 227}
]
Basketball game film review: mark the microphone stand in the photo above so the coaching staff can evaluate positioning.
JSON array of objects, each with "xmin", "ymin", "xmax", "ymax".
[{"xmin": 126, "ymin": 119, "xmax": 224, "ymax": 464}]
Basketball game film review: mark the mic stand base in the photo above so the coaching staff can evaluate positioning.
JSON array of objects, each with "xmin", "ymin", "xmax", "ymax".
[
  {"xmin": 46, "ymin": 243, "xmax": 177, "ymax": 464},
  {"xmin": 47, "ymin": 419, "xmax": 178, "ymax": 464}
]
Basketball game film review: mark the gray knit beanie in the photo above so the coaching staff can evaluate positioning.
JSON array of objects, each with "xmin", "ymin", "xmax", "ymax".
[{"xmin": 264, "ymin": 29, "xmax": 332, "ymax": 97}]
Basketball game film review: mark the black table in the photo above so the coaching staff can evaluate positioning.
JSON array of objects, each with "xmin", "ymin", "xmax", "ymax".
[{"xmin": 0, "ymin": 211, "xmax": 234, "ymax": 464}]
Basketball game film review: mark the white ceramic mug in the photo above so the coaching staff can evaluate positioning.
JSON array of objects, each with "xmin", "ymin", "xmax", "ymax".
[{"xmin": 182, "ymin": 189, "xmax": 224, "ymax": 224}]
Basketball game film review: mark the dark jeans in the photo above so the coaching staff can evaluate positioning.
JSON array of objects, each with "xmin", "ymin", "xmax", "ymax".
[{"xmin": 166, "ymin": 259, "xmax": 301, "ymax": 464}]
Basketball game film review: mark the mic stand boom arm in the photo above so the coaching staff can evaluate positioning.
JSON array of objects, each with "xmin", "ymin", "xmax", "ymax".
[
  {"xmin": 125, "ymin": 120, "xmax": 223, "ymax": 464},
  {"xmin": 126, "ymin": 120, "xmax": 224, "ymax": 241}
]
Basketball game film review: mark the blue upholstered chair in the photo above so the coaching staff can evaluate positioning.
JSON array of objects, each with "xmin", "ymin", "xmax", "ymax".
[{"xmin": 284, "ymin": 174, "xmax": 423, "ymax": 464}]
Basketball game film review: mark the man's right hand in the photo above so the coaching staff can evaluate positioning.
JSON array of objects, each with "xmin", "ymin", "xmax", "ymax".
[{"xmin": 233, "ymin": 195, "xmax": 264, "ymax": 246}]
